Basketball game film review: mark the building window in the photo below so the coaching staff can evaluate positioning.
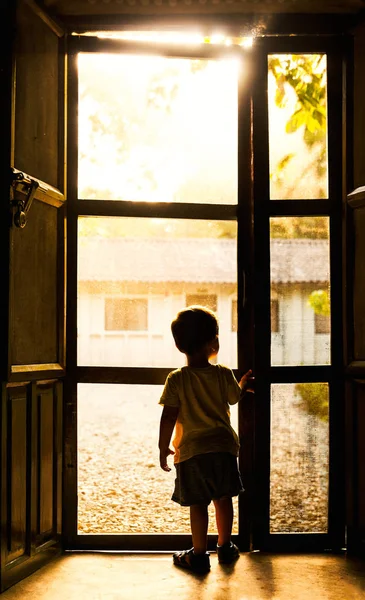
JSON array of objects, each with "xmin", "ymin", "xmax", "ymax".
[
  {"xmin": 315, "ymin": 313, "xmax": 330, "ymax": 334},
  {"xmin": 105, "ymin": 298, "xmax": 148, "ymax": 331},
  {"xmin": 271, "ymin": 299, "xmax": 280, "ymax": 333},
  {"xmin": 232, "ymin": 299, "xmax": 238, "ymax": 332},
  {"xmin": 186, "ymin": 294, "xmax": 217, "ymax": 313}
]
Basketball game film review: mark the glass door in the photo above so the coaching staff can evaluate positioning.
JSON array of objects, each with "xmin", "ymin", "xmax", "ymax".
[
  {"xmin": 251, "ymin": 37, "xmax": 346, "ymax": 551},
  {"xmin": 64, "ymin": 32, "xmax": 253, "ymax": 550}
]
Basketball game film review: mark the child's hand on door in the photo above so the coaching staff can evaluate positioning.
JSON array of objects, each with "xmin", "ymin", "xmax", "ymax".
[{"xmin": 239, "ymin": 370, "xmax": 255, "ymax": 393}]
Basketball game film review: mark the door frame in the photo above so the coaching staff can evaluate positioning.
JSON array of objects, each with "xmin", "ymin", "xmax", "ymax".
[{"xmin": 63, "ymin": 31, "xmax": 349, "ymax": 552}]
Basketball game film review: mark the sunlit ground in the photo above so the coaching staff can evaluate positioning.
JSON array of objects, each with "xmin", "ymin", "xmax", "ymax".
[
  {"xmin": 77, "ymin": 384, "xmax": 328, "ymax": 535},
  {"xmin": 77, "ymin": 385, "xmax": 239, "ymax": 534}
]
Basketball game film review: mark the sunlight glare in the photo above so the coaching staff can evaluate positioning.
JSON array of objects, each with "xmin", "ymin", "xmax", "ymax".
[
  {"xmin": 240, "ymin": 36, "xmax": 253, "ymax": 48},
  {"xmin": 75, "ymin": 30, "xmax": 254, "ymax": 49},
  {"xmin": 78, "ymin": 53, "xmax": 239, "ymax": 203}
]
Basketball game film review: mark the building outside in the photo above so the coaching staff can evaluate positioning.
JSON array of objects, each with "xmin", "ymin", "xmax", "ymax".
[{"xmin": 77, "ymin": 237, "xmax": 330, "ymax": 368}]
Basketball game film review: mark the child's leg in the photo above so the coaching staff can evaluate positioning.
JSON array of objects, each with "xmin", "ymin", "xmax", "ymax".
[
  {"xmin": 213, "ymin": 495, "xmax": 233, "ymax": 546},
  {"xmin": 190, "ymin": 504, "xmax": 209, "ymax": 554}
]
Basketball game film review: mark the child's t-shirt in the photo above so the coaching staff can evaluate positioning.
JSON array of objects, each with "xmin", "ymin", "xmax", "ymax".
[{"xmin": 159, "ymin": 364, "xmax": 241, "ymax": 464}]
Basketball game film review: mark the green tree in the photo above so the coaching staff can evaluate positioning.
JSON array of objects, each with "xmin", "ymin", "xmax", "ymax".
[
  {"xmin": 270, "ymin": 216, "xmax": 328, "ymax": 239},
  {"xmin": 268, "ymin": 54, "xmax": 327, "ymax": 199},
  {"xmin": 294, "ymin": 383, "xmax": 329, "ymax": 422},
  {"xmin": 308, "ymin": 289, "xmax": 330, "ymax": 317},
  {"xmin": 268, "ymin": 54, "xmax": 327, "ymax": 140}
]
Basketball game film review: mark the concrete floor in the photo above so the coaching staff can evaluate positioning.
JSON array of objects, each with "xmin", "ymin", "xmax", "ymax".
[{"xmin": 2, "ymin": 552, "xmax": 365, "ymax": 600}]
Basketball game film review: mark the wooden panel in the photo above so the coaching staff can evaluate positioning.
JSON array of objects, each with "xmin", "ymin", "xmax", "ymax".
[
  {"xmin": 353, "ymin": 22, "xmax": 365, "ymax": 190},
  {"xmin": 7, "ymin": 386, "xmax": 29, "ymax": 564},
  {"xmin": 0, "ymin": 0, "xmax": 64, "ymax": 592},
  {"xmin": 347, "ymin": 19, "xmax": 365, "ymax": 556},
  {"xmin": 33, "ymin": 381, "xmax": 63, "ymax": 547},
  {"xmin": 357, "ymin": 382, "xmax": 365, "ymax": 532},
  {"xmin": 354, "ymin": 207, "xmax": 365, "ymax": 359},
  {"xmin": 55, "ymin": 382, "xmax": 63, "ymax": 536},
  {"xmin": 347, "ymin": 379, "xmax": 365, "ymax": 555},
  {"xmin": 14, "ymin": 1, "xmax": 59, "ymax": 188},
  {"xmin": 38, "ymin": 388, "xmax": 54, "ymax": 535},
  {"xmin": 11, "ymin": 200, "xmax": 58, "ymax": 365},
  {"xmin": 1, "ymin": 383, "xmax": 62, "ymax": 592}
]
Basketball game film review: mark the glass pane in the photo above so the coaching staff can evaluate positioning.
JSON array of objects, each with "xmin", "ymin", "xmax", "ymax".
[
  {"xmin": 270, "ymin": 217, "xmax": 330, "ymax": 366},
  {"xmin": 268, "ymin": 54, "xmax": 328, "ymax": 200},
  {"xmin": 78, "ymin": 217, "xmax": 237, "ymax": 368},
  {"xmin": 78, "ymin": 53, "xmax": 238, "ymax": 203},
  {"xmin": 270, "ymin": 383, "xmax": 329, "ymax": 533},
  {"xmin": 78, "ymin": 384, "xmax": 238, "ymax": 534}
]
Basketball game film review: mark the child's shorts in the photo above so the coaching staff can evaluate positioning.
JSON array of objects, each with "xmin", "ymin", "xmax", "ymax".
[{"xmin": 171, "ymin": 451, "xmax": 244, "ymax": 507}]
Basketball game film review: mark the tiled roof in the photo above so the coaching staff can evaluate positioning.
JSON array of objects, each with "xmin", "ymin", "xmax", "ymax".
[
  {"xmin": 270, "ymin": 239, "xmax": 329, "ymax": 284},
  {"xmin": 78, "ymin": 238, "xmax": 329, "ymax": 284}
]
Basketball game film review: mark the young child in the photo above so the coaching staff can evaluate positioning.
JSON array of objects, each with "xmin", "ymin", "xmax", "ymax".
[{"xmin": 158, "ymin": 305, "xmax": 253, "ymax": 574}]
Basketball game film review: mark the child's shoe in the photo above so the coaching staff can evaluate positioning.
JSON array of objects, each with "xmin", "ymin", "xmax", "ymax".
[
  {"xmin": 173, "ymin": 548, "xmax": 210, "ymax": 574},
  {"xmin": 216, "ymin": 541, "xmax": 240, "ymax": 564}
]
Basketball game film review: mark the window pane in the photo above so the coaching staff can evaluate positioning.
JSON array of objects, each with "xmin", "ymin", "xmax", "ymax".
[
  {"xmin": 270, "ymin": 383, "xmax": 329, "ymax": 533},
  {"xmin": 270, "ymin": 217, "xmax": 331, "ymax": 366},
  {"xmin": 78, "ymin": 384, "xmax": 238, "ymax": 534},
  {"xmin": 186, "ymin": 294, "xmax": 217, "ymax": 312},
  {"xmin": 105, "ymin": 298, "xmax": 148, "ymax": 331},
  {"xmin": 78, "ymin": 53, "xmax": 238, "ymax": 204},
  {"xmin": 78, "ymin": 217, "xmax": 237, "ymax": 368},
  {"xmin": 268, "ymin": 54, "xmax": 328, "ymax": 200}
]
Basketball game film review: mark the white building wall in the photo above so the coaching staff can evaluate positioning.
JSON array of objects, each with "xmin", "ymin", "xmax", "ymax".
[
  {"xmin": 78, "ymin": 290, "xmax": 237, "ymax": 368},
  {"xmin": 270, "ymin": 286, "xmax": 330, "ymax": 367},
  {"xmin": 79, "ymin": 286, "xmax": 328, "ymax": 369}
]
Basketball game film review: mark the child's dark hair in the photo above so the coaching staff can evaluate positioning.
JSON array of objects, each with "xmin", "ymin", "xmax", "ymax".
[{"xmin": 171, "ymin": 305, "xmax": 219, "ymax": 355}]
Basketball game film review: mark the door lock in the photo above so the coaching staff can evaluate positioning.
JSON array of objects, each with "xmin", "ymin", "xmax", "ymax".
[{"xmin": 10, "ymin": 169, "xmax": 39, "ymax": 228}]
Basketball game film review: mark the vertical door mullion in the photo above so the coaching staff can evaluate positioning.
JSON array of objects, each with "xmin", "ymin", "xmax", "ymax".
[
  {"xmin": 64, "ymin": 48, "xmax": 79, "ymax": 549},
  {"xmin": 237, "ymin": 51, "xmax": 255, "ymax": 551},
  {"xmin": 251, "ymin": 43, "xmax": 271, "ymax": 549},
  {"xmin": 327, "ymin": 45, "xmax": 346, "ymax": 549}
]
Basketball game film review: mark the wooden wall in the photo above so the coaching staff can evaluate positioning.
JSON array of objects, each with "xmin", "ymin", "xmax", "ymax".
[{"xmin": 346, "ymin": 18, "xmax": 365, "ymax": 555}]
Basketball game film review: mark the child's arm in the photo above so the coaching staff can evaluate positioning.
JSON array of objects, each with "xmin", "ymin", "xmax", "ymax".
[{"xmin": 159, "ymin": 406, "xmax": 179, "ymax": 472}]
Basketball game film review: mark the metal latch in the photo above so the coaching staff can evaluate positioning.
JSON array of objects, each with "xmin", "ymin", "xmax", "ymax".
[{"xmin": 10, "ymin": 169, "xmax": 39, "ymax": 228}]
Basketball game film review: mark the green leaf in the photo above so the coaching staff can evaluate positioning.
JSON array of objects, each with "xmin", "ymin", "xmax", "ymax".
[
  {"xmin": 308, "ymin": 289, "xmax": 330, "ymax": 316},
  {"xmin": 277, "ymin": 153, "xmax": 295, "ymax": 170}
]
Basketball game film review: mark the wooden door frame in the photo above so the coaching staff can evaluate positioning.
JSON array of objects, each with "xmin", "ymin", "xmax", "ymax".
[{"xmin": 63, "ymin": 31, "xmax": 350, "ymax": 553}]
